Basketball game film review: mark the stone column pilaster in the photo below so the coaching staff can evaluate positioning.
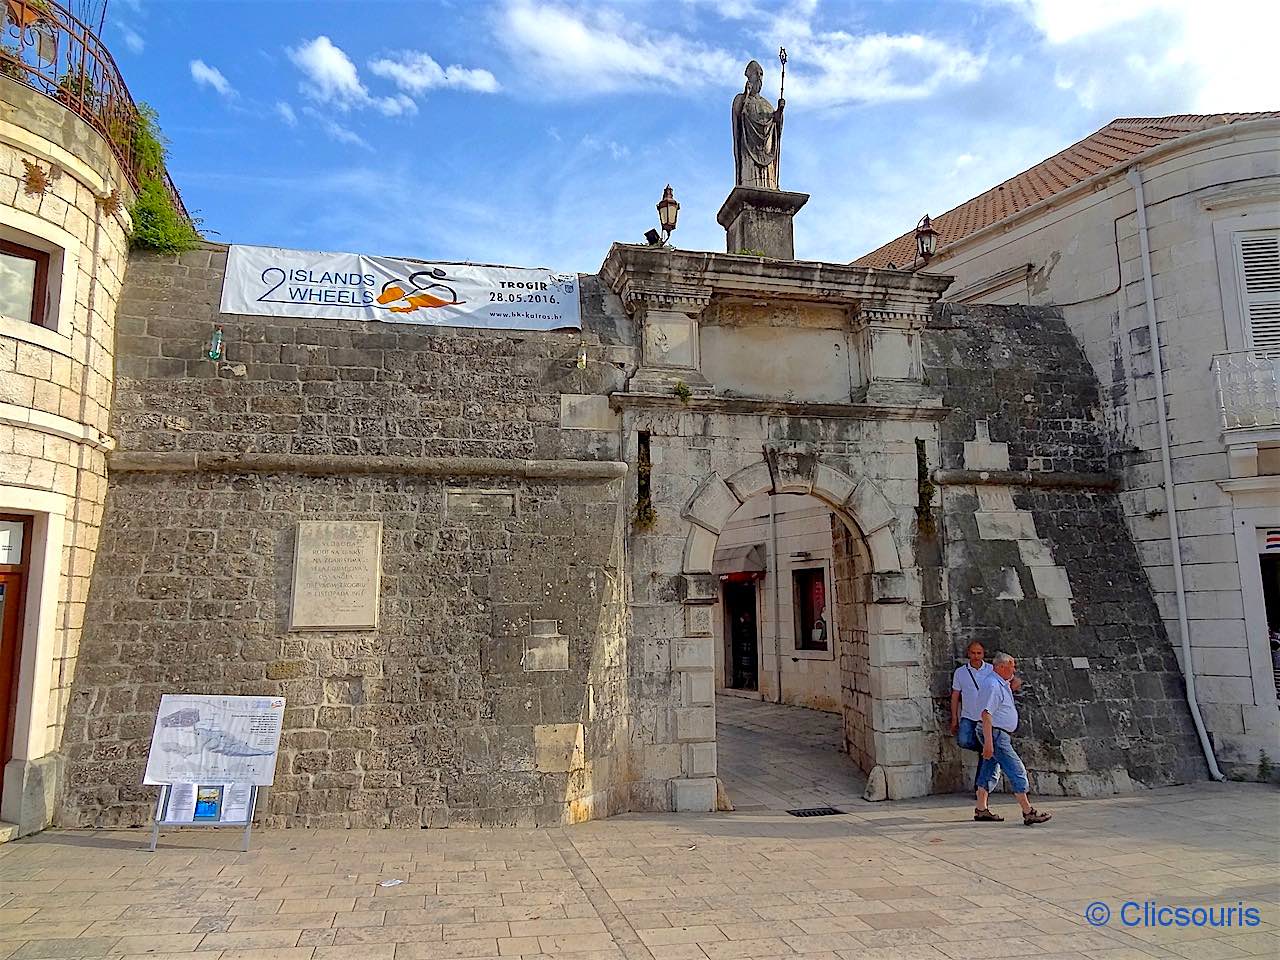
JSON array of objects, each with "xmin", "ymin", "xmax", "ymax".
[{"xmin": 619, "ymin": 283, "xmax": 713, "ymax": 395}]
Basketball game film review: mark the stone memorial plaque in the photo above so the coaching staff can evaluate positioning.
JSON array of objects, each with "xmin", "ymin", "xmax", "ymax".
[
  {"xmin": 445, "ymin": 488, "xmax": 517, "ymax": 521},
  {"xmin": 289, "ymin": 521, "xmax": 382, "ymax": 631}
]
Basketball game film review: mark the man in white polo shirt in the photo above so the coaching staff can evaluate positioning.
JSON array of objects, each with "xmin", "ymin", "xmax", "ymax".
[
  {"xmin": 973, "ymin": 652, "xmax": 1052, "ymax": 825},
  {"xmin": 950, "ymin": 641, "xmax": 993, "ymax": 756}
]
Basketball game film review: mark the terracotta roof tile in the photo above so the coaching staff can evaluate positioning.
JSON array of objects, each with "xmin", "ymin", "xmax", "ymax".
[{"xmin": 853, "ymin": 112, "xmax": 1280, "ymax": 269}]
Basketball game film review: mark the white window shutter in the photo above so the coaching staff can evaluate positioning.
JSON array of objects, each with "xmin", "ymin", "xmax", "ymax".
[{"xmin": 1236, "ymin": 230, "xmax": 1280, "ymax": 351}]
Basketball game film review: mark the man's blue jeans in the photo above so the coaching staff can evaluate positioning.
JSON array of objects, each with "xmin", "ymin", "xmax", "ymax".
[
  {"xmin": 957, "ymin": 717, "xmax": 981, "ymax": 752},
  {"xmin": 976, "ymin": 729, "xmax": 1030, "ymax": 794}
]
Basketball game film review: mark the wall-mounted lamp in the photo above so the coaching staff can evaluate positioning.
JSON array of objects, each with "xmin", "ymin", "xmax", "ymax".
[
  {"xmin": 915, "ymin": 214, "xmax": 939, "ymax": 264},
  {"xmin": 645, "ymin": 185, "xmax": 680, "ymax": 246},
  {"xmin": 657, "ymin": 184, "xmax": 680, "ymax": 239},
  {"xmin": 206, "ymin": 325, "xmax": 224, "ymax": 361}
]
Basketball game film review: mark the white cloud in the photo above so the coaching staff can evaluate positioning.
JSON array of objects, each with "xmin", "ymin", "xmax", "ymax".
[
  {"xmin": 369, "ymin": 52, "xmax": 499, "ymax": 94},
  {"xmin": 190, "ymin": 59, "xmax": 235, "ymax": 98},
  {"xmin": 496, "ymin": 1, "xmax": 984, "ymax": 106},
  {"xmin": 287, "ymin": 36, "xmax": 417, "ymax": 117},
  {"xmin": 497, "ymin": 0, "xmax": 739, "ymax": 95},
  {"xmin": 782, "ymin": 32, "xmax": 985, "ymax": 108},
  {"xmin": 118, "ymin": 24, "xmax": 145, "ymax": 54},
  {"xmin": 300, "ymin": 106, "xmax": 371, "ymax": 150},
  {"xmin": 275, "ymin": 101, "xmax": 297, "ymax": 127},
  {"xmin": 1006, "ymin": 0, "xmax": 1280, "ymax": 112},
  {"xmin": 288, "ymin": 36, "xmax": 365, "ymax": 105},
  {"xmin": 580, "ymin": 134, "xmax": 630, "ymax": 160}
]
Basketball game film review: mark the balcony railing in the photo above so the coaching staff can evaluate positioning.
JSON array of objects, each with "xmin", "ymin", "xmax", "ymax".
[
  {"xmin": 1, "ymin": 0, "xmax": 188, "ymax": 220},
  {"xmin": 1212, "ymin": 350, "xmax": 1280, "ymax": 430}
]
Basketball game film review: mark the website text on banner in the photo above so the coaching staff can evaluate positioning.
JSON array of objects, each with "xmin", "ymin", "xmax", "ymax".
[{"xmin": 219, "ymin": 244, "xmax": 582, "ymax": 331}]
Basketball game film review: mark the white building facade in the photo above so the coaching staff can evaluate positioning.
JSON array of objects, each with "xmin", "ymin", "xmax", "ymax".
[{"xmin": 859, "ymin": 115, "xmax": 1280, "ymax": 777}]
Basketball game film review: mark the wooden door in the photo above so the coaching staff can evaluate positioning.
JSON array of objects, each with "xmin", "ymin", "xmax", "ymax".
[
  {"xmin": 0, "ymin": 513, "xmax": 31, "ymax": 799},
  {"xmin": 0, "ymin": 572, "xmax": 25, "ymax": 780}
]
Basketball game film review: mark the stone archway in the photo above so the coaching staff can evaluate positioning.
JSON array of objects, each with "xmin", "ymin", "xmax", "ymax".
[{"xmin": 675, "ymin": 447, "xmax": 931, "ymax": 807}]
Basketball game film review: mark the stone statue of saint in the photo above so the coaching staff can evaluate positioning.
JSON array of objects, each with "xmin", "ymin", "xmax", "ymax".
[{"xmin": 732, "ymin": 59, "xmax": 784, "ymax": 190}]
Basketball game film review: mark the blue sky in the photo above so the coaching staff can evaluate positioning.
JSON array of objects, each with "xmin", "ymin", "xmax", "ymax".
[{"xmin": 105, "ymin": 0, "xmax": 1276, "ymax": 273}]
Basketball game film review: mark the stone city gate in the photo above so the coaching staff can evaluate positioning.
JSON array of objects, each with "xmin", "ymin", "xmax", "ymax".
[
  {"xmin": 604, "ymin": 242, "xmax": 952, "ymax": 811},
  {"xmin": 676, "ymin": 448, "xmax": 931, "ymax": 806}
]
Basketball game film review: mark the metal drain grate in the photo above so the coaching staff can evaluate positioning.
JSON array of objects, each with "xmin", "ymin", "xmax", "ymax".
[{"xmin": 786, "ymin": 806, "xmax": 843, "ymax": 818}]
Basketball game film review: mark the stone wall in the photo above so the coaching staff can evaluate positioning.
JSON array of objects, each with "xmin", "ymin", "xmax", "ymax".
[
  {"xmin": 57, "ymin": 247, "xmax": 1209, "ymax": 827},
  {"xmin": 924, "ymin": 302, "xmax": 1206, "ymax": 793},
  {"xmin": 921, "ymin": 122, "xmax": 1280, "ymax": 776},
  {"xmin": 60, "ymin": 246, "xmax": 637, "ymax": 827},
  {"xmin": 0, "ymin": 76, "xmax": 134, "ymax": 833}
]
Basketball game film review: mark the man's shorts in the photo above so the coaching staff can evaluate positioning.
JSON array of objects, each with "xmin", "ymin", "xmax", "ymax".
[
  {"xmin": 957, "ymin": 716, "xmax": 982, "ymax": 752},
  {"xmin": 976, "ymin": 730, "xmax": 1030, "ymax": 794}
]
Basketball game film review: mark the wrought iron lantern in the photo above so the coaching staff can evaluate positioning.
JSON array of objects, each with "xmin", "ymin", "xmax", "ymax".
[
  {"xmin": 915, "ymin": 214, "xmax": 939, "ymax": 262},
  {"xmin": 656, "ymin": 184, "xmax": 680, "ymax": 239}
]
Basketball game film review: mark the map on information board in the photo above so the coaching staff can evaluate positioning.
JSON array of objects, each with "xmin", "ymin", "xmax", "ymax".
[{"xmin": 143, "ymin": 694, "xmax": 286, "ymax": 786}]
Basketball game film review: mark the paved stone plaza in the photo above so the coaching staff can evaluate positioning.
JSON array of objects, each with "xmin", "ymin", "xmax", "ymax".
[
  {"xmin": 0, "ymin": 781, "xmax": 1275, "ymax": 959},
  {"xmin": 715, "ymin": 697, "xmax": 866, "ymax": 812}
]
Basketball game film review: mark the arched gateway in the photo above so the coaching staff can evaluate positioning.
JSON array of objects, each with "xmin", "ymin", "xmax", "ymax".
[
  {"xmin": 603, "ymin": 239, "xmax": 952, "ymax": 811},
  {"xmin": 676, "ymin": 453, "xmax": 931, "ymax": 807}
]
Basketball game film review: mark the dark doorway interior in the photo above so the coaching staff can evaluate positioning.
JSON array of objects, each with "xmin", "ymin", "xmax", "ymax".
[
  {"xmin": 724, "ymin": 579, "xmax": 759, "ymax": 691},
  {"xmin": 1261, "ymin": 554, "xmax": 1279, "ymax": 631},
  {"xmin": 1262, "ymin": 553, "xmax": 1279, "ymax": 698}
]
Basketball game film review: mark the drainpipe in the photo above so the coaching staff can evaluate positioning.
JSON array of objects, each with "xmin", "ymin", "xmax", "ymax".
[
  {"xmin": 768, "ymin": 498, "xmax": 783, "ymax": 703},
  {"xmin": 1126, "ymin": 166, "xmax": 1226, "ymax": 781}
]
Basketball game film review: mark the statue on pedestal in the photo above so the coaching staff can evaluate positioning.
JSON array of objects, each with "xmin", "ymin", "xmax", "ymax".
[{"xmin": 731, "ymin": 57, "xmax": 785, "ymax": 190}]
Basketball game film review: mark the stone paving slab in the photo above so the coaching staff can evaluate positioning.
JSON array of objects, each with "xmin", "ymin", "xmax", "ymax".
[
  {"xmin": 0, "ymin": 783, "xmax": 1277, "ymax": 959},
  {"xmin": 715, "ymin": 696, "xmax": 866, "ymax": 812}
]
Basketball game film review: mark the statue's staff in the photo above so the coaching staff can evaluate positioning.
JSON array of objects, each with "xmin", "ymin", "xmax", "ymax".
[{"xmin": 776, "ymin": 48, "xmax": 787, "ymax": 181}]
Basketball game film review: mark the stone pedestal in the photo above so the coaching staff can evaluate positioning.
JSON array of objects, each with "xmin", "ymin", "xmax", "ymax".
[{"xmin": 717, "ymin": 186, "xmax": 809, "ymax": 260}]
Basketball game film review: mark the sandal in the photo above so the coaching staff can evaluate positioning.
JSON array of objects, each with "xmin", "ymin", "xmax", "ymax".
[
  {"xmin": 973, "ymin": 808, "xmax": 1004, "ymax": 822},
  {"xmin": 1023, "ymin": 808, "xmax": 1052, "ymax": 826}
]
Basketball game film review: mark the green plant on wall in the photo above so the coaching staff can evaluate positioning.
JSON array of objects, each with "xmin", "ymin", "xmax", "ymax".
[
  {"xmin": 673, "ymin": 380, "xmax": 692, "ymax": 404},
  {"xmin": 128, "ymin": 103, "xmax": 201, "ymax": 253},
  {"xmin": 915, "ymin": 437, "xmax": 937, "ymax": 538},
  {"xmin": 56, "ymin": 67, "xmax": 96, "ymax": 106},
  {"xmin": 0, "ymin": 44, "xmax": 24, "ymax": 80},
  {"xmin": 632, "ymin": 432, "xmax": 657, "ymax": 531}
]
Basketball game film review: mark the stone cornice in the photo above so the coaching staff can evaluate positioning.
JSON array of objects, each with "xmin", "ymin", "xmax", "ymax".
[
  {"xmin": 610, "ymin": 391, "xmax": 948, "ymax": 421},
  {"xmin": 0, "ymin": 402, "xmax": 115, "ymax": 452},
  {"xmin": 933, "ymin": 468, "xmax": 1118, "ymax": 491},
  {"xmin": 598, "ymin": 244, "xmax": 953, "ymax": 313},
  {"xmin": 109, "ymin": 451, "xmax": 628, "ymax": 481}
]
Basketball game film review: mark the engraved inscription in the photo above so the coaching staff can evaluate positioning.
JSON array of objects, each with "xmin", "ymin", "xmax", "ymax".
[{"xmin": 290, "ymin": 520, "xmax": 382, "ymax": 631}]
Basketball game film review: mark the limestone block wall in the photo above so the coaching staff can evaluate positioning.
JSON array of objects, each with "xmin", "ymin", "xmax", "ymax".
[
  {"xmin": 0, "ymin": 77, "xmax": 133, "ymax": 832},
  {"xmin": 924, "ymin": 303, "xmax": 1205, "ymax": 794},
  {"xmin": 59, "ymin": 246, "xmax": 637, "ymax": 827},
  {"xmin": 925, "ymin": 122, "xmax": 1280, "ymax": 776}
]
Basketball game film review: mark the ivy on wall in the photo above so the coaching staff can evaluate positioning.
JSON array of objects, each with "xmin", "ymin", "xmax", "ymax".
[{"xmin": 128, "ymin": 104, "xmax": 201, "ymax": 253}]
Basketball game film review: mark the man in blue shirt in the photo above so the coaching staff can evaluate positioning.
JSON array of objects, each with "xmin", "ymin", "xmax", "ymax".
[{"xmin": 973, "ymin": 653, "xmax": 1052, "ymax": 826}]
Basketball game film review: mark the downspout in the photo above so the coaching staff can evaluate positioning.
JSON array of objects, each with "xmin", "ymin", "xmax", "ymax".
[
  {"xmin": 1126, "ymin": 166, "xmax": 1226, "ymax": 781},
  {"xmin": 768, "ymin": 497, "xmax": 783, "ymax": 703}
]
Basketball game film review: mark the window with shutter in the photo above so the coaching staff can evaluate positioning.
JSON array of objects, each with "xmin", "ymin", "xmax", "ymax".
[{"xmin": 1235, "ymin": 230, "xmax": 1280, "ymax": 351}]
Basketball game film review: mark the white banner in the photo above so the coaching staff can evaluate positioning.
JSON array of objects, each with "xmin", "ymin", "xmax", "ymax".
[
  {"xmin": 144, "ymin": 694, "xmax": 286, "ymax": 786},
  {"xmin": 219, "ymin": 244, "xmax": 581, "ymax": 331}
]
